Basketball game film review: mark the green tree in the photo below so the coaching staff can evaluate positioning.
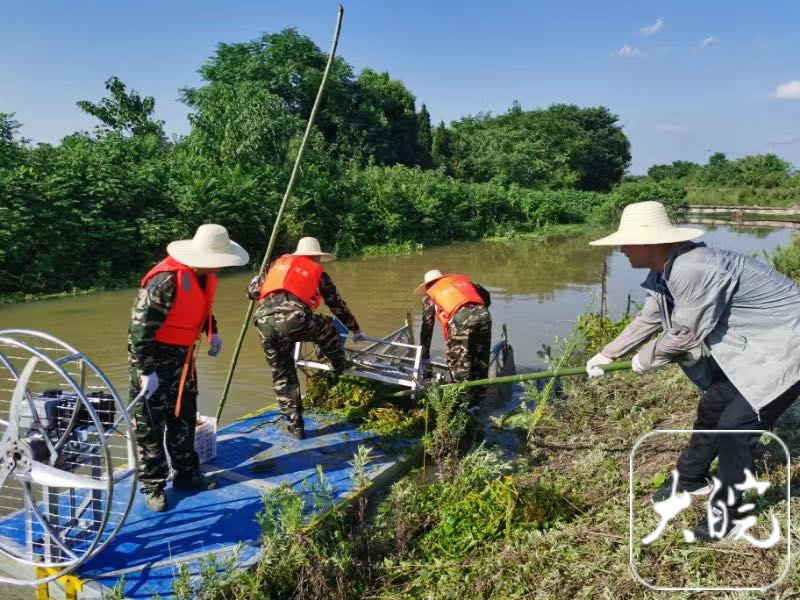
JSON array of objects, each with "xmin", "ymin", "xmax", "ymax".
[
  {"xmin": 77, "ymin": 77, "xmax": 165, "ymax": 138},
  {"xmin": 447, "ymin": 104, "xmax": 630, "ymax": 191},
  {"xmin": 697, "ymin": 152, "xmax": 734, "ymax": 186},
  {"xmin": 183, "ymin": 29, "xmax": 421, "ymax": 167},
  {"xmin": 416, "ymin": 103, "xmax": 433, "ymax": 169},
  {"xmin": 647, "ymin": 160, "xmax": 701, "ymax": 182},
  {"xmin": 0, "ymin": 112, "xmax": 25, "ymax": 168},
  {"xmin": 431, "ymin": 121, "xmax": 453, "ymax": 172},
  {"xmin": 350, "ymin": 68, "xmax": 419, "ymax": 166},
  {"xmin": 186, "ymin": 82, "xmax": 301, "ymax": 166},
  {"xmin": 734, "ymin": 153, "xmax": 791, "ymax": 188},
  {"xmin": 183, "ymin": 29, "xmax": 354, "ymax": 156},
  {"xmin": 549, "ymin": 104, "xmax": 631, "ymax": 191}
]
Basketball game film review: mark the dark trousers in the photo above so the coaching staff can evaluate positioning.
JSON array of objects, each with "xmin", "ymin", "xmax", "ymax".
[
  {"xmin": 253, "ymin": 296, "xmax": 345, "ymax": 429},
  {"xmin": 676, "ymin": 364, "xmax": 800, "ymax": 506},
  {"xmin": 445, "ymin": 305, "xmax": 492, "ymax": 406},
  {"xmin": 130, "ymin": 360, "xmax": 200, "ymax": 493}
]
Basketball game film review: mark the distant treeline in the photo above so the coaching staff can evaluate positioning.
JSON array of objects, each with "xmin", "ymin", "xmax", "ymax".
[
  {"xmin": 638, "ymin": 152, "xmax": 800, "ymax": 207},
  {"xmin": 0, "ymin": 28, "xmax": 791, "ymax": 297}
]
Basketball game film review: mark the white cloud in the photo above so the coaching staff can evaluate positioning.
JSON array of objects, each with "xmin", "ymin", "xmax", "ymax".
[
  {"xmin": 698, "ymin": 35, "xmax": 719, "ymax": 49},
  {"xmin": 613, "ymin": 44, "xmax": 643, "ymax": 58},
  {"xmin": 771, "ymin": 80, "xmax": 800, "ymax": 100},
  {"xmin": 640, "ymin": 17, "xmax": 664, "ymax": 36},
  {"xmin": 656, "ymin": 124, "xmax": 688, "ymax": 134}
]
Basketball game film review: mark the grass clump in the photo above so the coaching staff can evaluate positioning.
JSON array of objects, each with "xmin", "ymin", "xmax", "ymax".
[
  {"xmin": 420, "ymin": 385, "xmax": 472, "ymax": 477},
  {"xmin": 770, "ymin": 233, "xmax": 800, "ymax": 281}
]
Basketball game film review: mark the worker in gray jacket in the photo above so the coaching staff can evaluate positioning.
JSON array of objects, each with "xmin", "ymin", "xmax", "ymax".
[{"xmin": 586, "ymin": 201, "xmax": 800, "ymax": 541}]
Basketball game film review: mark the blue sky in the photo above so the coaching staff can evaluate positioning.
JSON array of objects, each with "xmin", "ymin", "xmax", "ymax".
[{"xmin": 2, "ymin": 1, "xmax": 799, "ymax": 173}]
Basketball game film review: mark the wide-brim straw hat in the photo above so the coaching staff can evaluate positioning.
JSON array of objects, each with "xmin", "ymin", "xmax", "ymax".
[
  {"xmin": 292, "ymin": 237, "xmax": 336, "ymax": 263},
  {"xmin": 589, "ymin": 201, "xmax": 704, "ymax": 246},
  {"xmin": 167, "ymin": 224, "xmax": 250, "ymax": 269},
  {"xmin": 414, "ymin": 269, "xmax": 447, "ymax": 295}
]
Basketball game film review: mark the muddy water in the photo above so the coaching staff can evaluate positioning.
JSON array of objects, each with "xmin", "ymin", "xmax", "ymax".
[{"xmin": 0, "ymin": 226, "xmax": 792, "ymax": 426}]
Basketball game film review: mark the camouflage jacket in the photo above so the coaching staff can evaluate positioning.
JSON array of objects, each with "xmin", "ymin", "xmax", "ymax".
[
  {"xmin": 128, "ymin": 271, "xmax": 217, "ymax": 374},
  {"xmin": 247, "ymin": 267, "xmax": 360, "ymax": 332},
  {"xmin": 420, "ymin": 282, "xmax": 490, "ymax": 358}
]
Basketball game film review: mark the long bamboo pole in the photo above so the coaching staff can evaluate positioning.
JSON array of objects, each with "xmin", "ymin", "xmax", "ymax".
[
  {"xmin": 216, "ymin": 5, "xmax": 345, "ymax": 422},
  {"xmin": 390, "ymin": 360, "xmax": 632, "ymax": 398}
]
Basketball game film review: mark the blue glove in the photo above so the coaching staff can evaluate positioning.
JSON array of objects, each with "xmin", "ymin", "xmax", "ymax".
[
  {"xmin": 208, "ymin": 334, "xmax": 223, "ymax": 357},
  {"xmin": 351, "ymin": 331, "xmax": 366, "ymax": 342}
]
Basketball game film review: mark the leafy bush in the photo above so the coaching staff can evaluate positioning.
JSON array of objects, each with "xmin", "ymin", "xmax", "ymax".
[
  {"xmin": 421, "ymin": 385, "xmax": 471, "ymax": 478},
  {"xmin": 770, "ymin": 234, "xmax": 800, "ymax": 281},
  {"xmin": 590, "ymin": 179, "xmax": 687, "ymax": 225},
  {"xmin": 574, "ymin": 311, "xmax": 634, "ymax": 356}
]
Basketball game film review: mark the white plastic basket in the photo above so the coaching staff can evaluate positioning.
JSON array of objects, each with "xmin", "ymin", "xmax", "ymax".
[{"xmin": 194, "ymin": 414, "xmax": 217, "ymax": 464}]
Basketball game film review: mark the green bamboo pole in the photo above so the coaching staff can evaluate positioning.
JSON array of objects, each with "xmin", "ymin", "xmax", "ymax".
[
  {"xmin": 391, "ymin": 360, "xmax": 632, "ymax": 398},
  {"xmin": 215, "ymin": 5, "xmax": 345, "ymax": 422}
]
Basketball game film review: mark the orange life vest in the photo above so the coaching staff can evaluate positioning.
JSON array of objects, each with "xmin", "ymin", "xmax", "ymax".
[
  {"xmin": 140, "ymin": 257, "xmax": 217, "ymax": 347},
  {"xmin": 259, "ymin": 254, "xmax": 323, "ymax": 310},
  {"xmin": 427, "ymin": 274, "xmax": 485, "ymax": 340}
]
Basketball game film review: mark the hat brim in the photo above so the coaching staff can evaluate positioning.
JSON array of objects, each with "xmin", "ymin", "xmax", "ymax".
[
  {"xmin": 414, "ymin": 274, "xmax": 448, "ymax": 295},
  {"xmin": 292, "ymin": 251, "xmax": 337, "ymax": 263},
  {"xmin": 167, "ymin": 240, "xmax": 250, "ymax": 268},
  {"xmin": 589, "ymin": 226, "xmax": 704, "ymax": 246}
]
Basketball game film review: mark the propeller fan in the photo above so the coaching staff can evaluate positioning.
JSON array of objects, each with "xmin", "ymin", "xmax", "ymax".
[{"xmin": 0, "ymin": 331, "xmax": 137, "ymax": 586}]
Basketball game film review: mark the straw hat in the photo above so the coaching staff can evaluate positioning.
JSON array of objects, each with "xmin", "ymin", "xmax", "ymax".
[
  {"xmin": 589, "ymin": 201, "xmax": 704, "ymax": 246},
  {"xmin": 414, "ymin": 269, "xmax": 447, "ymax": 295},
  {"xmin": 292, "ymin": 237, "xmax": 336, "ymax": 263},
  {"xmin": 167, "ymin": 224, "xmax": 250, "ymax": 269}
]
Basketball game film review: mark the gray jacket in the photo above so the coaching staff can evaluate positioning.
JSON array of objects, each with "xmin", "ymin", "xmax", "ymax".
[{"xmin": 602, "ymin": 242, "xmax": 800, "ymax": 412}]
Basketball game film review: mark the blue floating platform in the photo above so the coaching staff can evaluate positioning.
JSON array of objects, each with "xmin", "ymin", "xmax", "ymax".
[{"xmin": 1, "ymin": 408, "xmax": 420, "ymax": 599}]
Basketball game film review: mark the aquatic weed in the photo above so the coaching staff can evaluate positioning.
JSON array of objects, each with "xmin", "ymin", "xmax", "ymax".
[
  {"xmin": 349, "ymin": 444, "xmax": 374, "ymax": 492},
  {"xmin": 421, "ymin": 384, "xmax": 470, "ymax": 479}
]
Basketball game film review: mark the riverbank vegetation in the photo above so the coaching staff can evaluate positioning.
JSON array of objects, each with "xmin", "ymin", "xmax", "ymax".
[
  {"xmin": 643, "ymin": 152, "xmax": 800, "ymax": 207},
  {"xmin": 4, "ymin": 26, "xmax": 639, "ymax": 299}
]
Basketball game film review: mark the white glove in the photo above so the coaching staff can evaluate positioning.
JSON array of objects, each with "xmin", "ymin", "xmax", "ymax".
[
  {"xmin": 351, "ymin": 331, "xmax": 366, "ymax": 342},
  {"xmin": 586, "ymin": 353, "xmax": 613, "ymax": 378},
  {"xmin": 138, "ymin": 372, "xmax": 160, "ymax": 399},
  {"xmin": 246, "ymin": 274, "xmax": 262, "ymax": 299},
  {"xmin": 631, "ymin": 353, "xmax": 646, "ymax": 373},
  {"xmin": 208, "ymin": 334, "xmax": 223, "ymax": 357}
]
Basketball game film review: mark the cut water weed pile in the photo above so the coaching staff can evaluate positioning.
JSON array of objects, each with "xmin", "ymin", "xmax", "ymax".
[{"xmin": 304, "ymin": 371, "xmax": 424, "ymax": 438}]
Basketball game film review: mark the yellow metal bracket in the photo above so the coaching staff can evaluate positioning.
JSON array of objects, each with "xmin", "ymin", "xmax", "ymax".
[{"xmin": 35, "ymin": 567, "xmax": 85, "ymax": 600}]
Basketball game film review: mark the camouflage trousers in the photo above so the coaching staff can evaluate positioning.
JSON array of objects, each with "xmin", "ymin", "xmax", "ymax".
[
  {"xmin": 446, "ymin": 304, "xmax": 492, "ymax": 406},
  {"xmin": 129, "ymin": 347, "xmax": 200, "ymax": 493},
  {"xmin": 253, "ymin": 294, "xmax": 346, "ymax": 430}
]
